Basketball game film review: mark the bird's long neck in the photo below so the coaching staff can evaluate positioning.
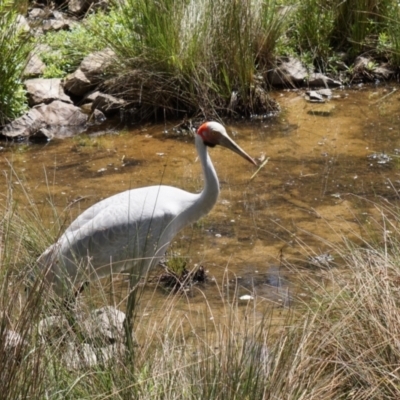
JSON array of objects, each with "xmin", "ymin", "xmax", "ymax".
[
  {"xmin": 196, "ymin": 133, "xmax": 220, "ymax": 215},
  {"xmin": 178, "ymin": 134, "xmax": 220, "ymax": 227}
]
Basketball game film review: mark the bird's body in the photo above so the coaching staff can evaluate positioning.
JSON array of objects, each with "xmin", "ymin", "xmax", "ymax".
[{"xmin": 37, "ymin": 122, "xmax": 256, "ymax": 296}]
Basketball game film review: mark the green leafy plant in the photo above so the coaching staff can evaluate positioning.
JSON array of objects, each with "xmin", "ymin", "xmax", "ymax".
[
  {"xmin": 332, "ymin": 0, "xmax": 394, "ymax": 57},
  {"xmin": 37, "ymin": 13, "xmax": 111, "ymax": 78},
  {"xmin": 289, "ymin": 0, "xmax": 336, "ymax": 68},
  {"xmin": 0, "ymin": 0, "xmax": 32, "ymax": 124},
  {"xmin": 377, "ymin": 12, "xmax": 400, "ymax": 65}
]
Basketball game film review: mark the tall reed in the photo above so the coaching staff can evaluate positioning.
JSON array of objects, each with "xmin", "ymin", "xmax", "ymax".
[{"xmin": 90, "ymin": 0, "xmax": 286, "ymax": 119}]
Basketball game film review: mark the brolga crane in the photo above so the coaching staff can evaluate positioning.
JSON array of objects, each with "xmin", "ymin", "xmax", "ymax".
[{"xmin": 37, "ymin": 121, "xmax": 257, "ymax": 297}]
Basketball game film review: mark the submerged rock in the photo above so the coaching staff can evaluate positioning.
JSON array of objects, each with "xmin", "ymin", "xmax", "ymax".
[
  {"xmin": 305, "ymin": 90, "xmax": 327, "ymax": 103},
  {"xmin": 307, "ymin": 104, "xmax": 336, "ymax": 117},
  {"xmin": 305, "ymin": 89, "xmax": 335, "ymax": 115}
]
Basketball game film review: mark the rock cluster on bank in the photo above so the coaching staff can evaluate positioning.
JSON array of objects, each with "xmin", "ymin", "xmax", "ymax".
[
  {"xmin": 2, "ymin": 46, "xmax": 123, "ymax": 140},
  {"xmin": 0, "ymin": 2, "xmax": 396, "ymax": 141},
  {"xmin": 1, "ymin": 305, "xmax": 130, "ymax": 370}
]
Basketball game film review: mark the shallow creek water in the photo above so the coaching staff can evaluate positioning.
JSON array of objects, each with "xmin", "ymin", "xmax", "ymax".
[{"xmin": 1, "ymin": 85, "xmax": 400, "ymax": 333}]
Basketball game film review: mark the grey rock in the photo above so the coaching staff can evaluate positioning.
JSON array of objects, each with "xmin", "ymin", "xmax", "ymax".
[
  {"xmin": 92, "ymin": 93, "xmax": 127, "ymax": 115},
  {"xmin": 69, "ymin": 0, "xmax": 109, "ymax": 14},
  {"xmin": 42, "ymin": 12, "xmax": 74, "ymax": 32},
  {"xmin": 3, "ymin": 330, "xmax": 26, "ymax": 352},
  {"xmin": 83, "ymin": 306, "xmax": 126, "ymax": 345},
  {"xmin": 34, "ymin": 100, "xmax": 88, "ymax": 126},
  {"xmin": 42, "ymin": 19, "xmax": 69, "ymax": 32},
  {"xmin": 23, "ymin": 54, "xmax": 46, "ymax": 77},
  {"xmin": 1, "ymin": 330, "xmax": 27, "ymax": 365},
  {"xmin": 52, "ymin": 11, "xmax": 65, "ymax": 20},
  {"xmin": 39, "ymin": 124, "xmax": 88, "ymax": 139},
  {"xmin": 38, "ymin": 315, "xmax": 71, "ymax": 343},
  {"xmin": 63, "ymin": 50, "xmax": 115, "ymax": 97},
  {"xmin": 80, "ymin": 103, "xmax": 93, "ymax": 114},
  {"xmin": 35, "ymin": 43, "xmax": 52, "ymax": 54},
  {"xmin": 88, "ymin": 109, "xmax": 107, "ymax": 124},
  {"xmin": 80, "ymin": 49, "xmax": 115, "ymax": 77},
  {"xmin": 1, "ymin": 101, "xmax": 88, "ymax": 139},
  {"xmin": 69, "ymin": 0, "xmax": 94, "ymax": 14},
  {"xmin": 63, "ymin": 343, "xmax": 98, "ymax": 369},
  {"xmin": 16, "ymin": 15, "xmax": 30, "ymax": 33},
  {"xmin": 267, "ymin": 57, "xmax": 308, "ymax": 87},
  {"xmin": 374, "ymin": 64, "xmax": 394, "ymax": 79},
  {"xmin": 267, "ymin": 57, "xmax": 342, "ymax": 88},
  {"xmin": 25, "ymin": 78, "xmax": 72, "ymax": 106},
  {"xmin": 353, "ymin": 56, "xmax": 394, "ymax": 81},
  {"xmin": 63, "ymin": 342, "xmax": 126, "ymax": 369},
  {"xmin": 64, "ymin": 68, "xmax": 94, "ymax": 96},
  {"xmin": 1, "ymin": 108, "xmax": 44, "ymax": 138},
  {"xmin": 83, "ymin": 90, "xmax": 101, "ymax": 103},
  {"xmin": 316, "ymin": 88, "xmax": 333, "ymax": 98},
  {"xmin": 28, "ymin": 8, "xmax": 48, "ymax": 20},
  {"xmin": 37, "ymin": 306, "xmax": 128, "ymax": 370},
  {"xmin": 307, "ymin": 73, "xmax": 341, "ymax": 88},
  {"xmin": 305, "ymin": 89, "xmax": 333, "ymax": 103}
]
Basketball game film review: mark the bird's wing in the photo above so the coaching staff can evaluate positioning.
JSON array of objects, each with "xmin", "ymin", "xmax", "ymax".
[{"xmin": 54, "ymin": 185, "xmax": 198, "ymax": 276}]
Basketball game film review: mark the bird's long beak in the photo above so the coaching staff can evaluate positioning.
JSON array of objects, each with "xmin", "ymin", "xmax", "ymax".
[{"xmin": 219, "ymin": 135, "xmax": 258, "ymax": 166}]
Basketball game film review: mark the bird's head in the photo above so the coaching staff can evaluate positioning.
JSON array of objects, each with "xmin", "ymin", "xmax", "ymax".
[{"xmin": 197, "ymin": 121, "xmax": 257, "ymax": 166}]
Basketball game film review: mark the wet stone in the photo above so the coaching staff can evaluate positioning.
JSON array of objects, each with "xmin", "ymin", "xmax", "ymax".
[
  {"xmin": 305, "ymin": 89, "xmax": 333, "ymax": 103},
  {"xmin": 368, "ymin": 153, "xmax": 392, "ymax": 165},
  {"xmin": 308, "ymin": 253, "xmax": 335, "ymax": 268}
]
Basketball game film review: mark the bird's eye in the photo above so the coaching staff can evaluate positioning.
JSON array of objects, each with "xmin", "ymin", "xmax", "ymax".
[{"xmin": 207, "ymin": 129, "xmax": 218, "ymax": 140}]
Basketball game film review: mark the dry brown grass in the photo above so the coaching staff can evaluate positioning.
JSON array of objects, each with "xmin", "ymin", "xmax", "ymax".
[{"xmin": 2, "ymin": 170, "xmax": 400, "ymax": 398}]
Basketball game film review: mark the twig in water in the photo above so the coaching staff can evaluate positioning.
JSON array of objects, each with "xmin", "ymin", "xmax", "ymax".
[{"xmin": 250, "ymin": 157, "xmax": 269, "ymax": 181}]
